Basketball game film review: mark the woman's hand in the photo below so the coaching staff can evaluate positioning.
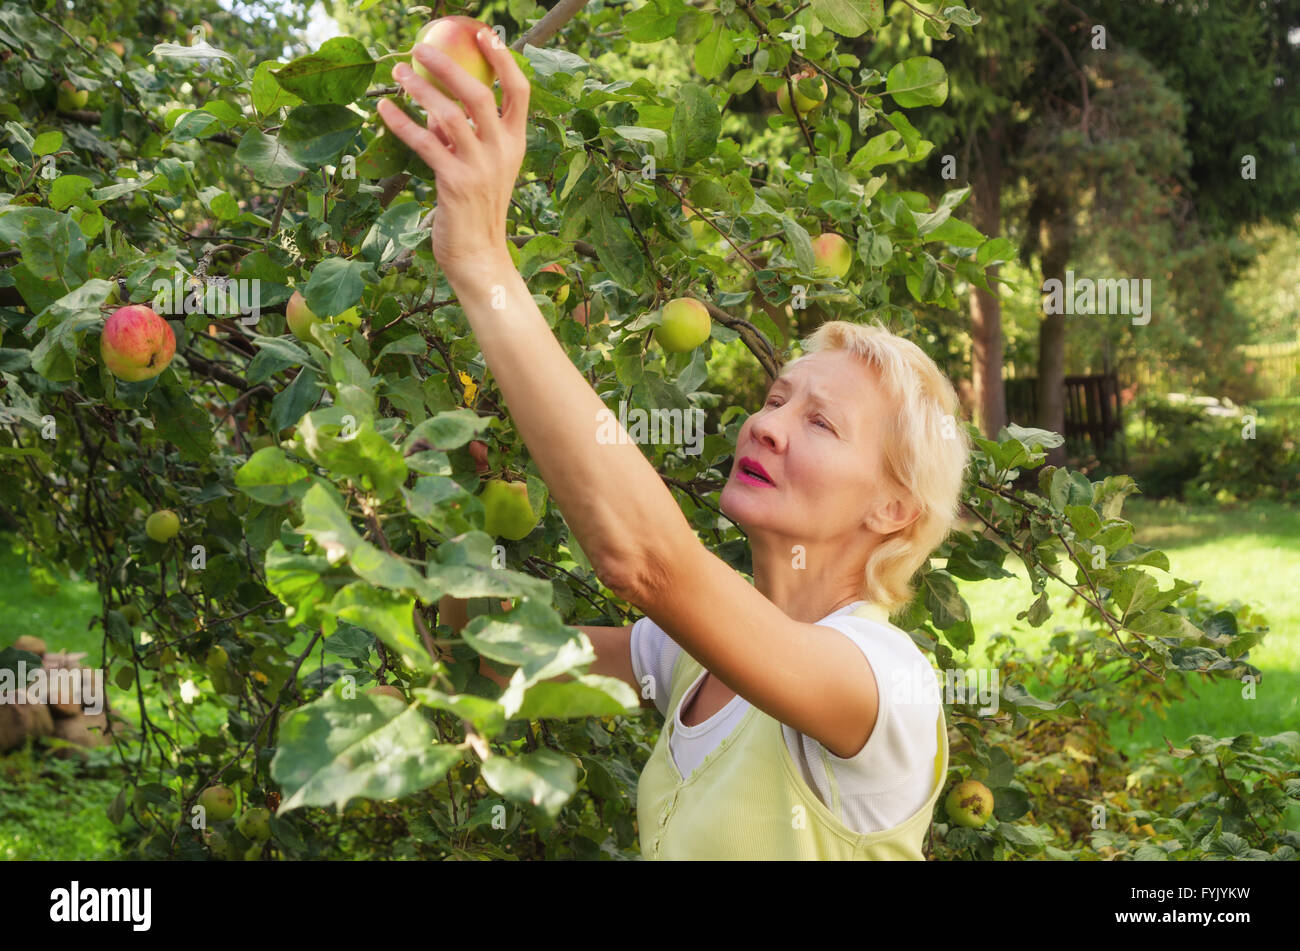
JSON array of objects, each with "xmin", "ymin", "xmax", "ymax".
[{"xmin": 377, "ymin": 29, "xmax": 530, "ymax": 285}]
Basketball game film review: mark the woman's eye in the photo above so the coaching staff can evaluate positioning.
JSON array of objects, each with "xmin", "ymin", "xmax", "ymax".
[{"xmin": 813, "ymin": 418, "xmax": 831, "ymax": 430}]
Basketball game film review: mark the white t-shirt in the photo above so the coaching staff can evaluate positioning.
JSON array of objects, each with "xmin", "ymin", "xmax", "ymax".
[{"xmin": 629, "ymin": 600, "xmax": 941, "ymax": 836}]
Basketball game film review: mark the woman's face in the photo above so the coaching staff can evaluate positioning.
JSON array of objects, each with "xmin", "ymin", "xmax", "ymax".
[{"xmin": 719, "ymin": 349, "xmax": 897, "ymax": 542}]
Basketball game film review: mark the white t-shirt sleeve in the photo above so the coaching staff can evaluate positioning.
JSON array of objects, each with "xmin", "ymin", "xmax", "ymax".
[
  {"xmin": 628, "ymin": 615, "xmax": 683, "ymax": 718},
  {"xmin": 782, "ymin": 615, "xmax": 941, "ymax": 833}
]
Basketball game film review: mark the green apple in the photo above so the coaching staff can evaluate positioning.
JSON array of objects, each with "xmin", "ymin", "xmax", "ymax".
[
  {"xmin": 101, "ymin": 305, "xmax": 176, "ymax": 381},
  {"xmin": 243, "ymin": 843, "xmax": 262, "ymax": 861},
  {"xmin": 145, "ymin": 508, "xmax": 180, "ymax": 542},
  {"xmin": 197, "ymin": 785, "xmax": 237, "ymax": 822},
  {"xmin": 411, "ymin": 15, "xmax": 496, "ymax": 105},
  {"xmin": 945, "ymin": 779, "xmax": 995, "ymax": 828},
  {"xmin": 121, "ymin": 604, "xmax": 143, "ymax": 625},
  {"xmin": 777, "ymin": 69, "xmax": 827, "ymax": 117},
  {"xmin": 285, "ymin": 291, "xmax": 319, "ymax": 342},
  {"xmin": 811, "ymin": 232, "xmax": 853, "ymax": 279},
  {"xmin": 237, "ymin": 806, "xmax": 272, "ymax": 842},
  {"xmin": 56, "ymin": 80, "xmax": 89, "ymax": 113},
  {"xmin": 683, "ymin": 205, "xmax": 712, "ymax": 244},
  {"xmin": 655, "ymin": 297, "xmax": 712, "ymax": 352},
  {"xmin": 481, "ymin": 479, "xmax": 540, "ymax": 540}
]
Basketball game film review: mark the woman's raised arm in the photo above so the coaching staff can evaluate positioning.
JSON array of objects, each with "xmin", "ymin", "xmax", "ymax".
[{"xmin": 377, "ymin": 32, "xmax": 694, "ymax": 592}]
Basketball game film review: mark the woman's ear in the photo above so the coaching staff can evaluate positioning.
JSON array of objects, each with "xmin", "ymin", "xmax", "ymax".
[{"xmin": 866, "ymin": 494, "xmax": 921, "ymax": 535}]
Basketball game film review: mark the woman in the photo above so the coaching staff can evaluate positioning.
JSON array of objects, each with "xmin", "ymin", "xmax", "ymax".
[{"xmin": 379, "ymin": 31, "xmax": 971, "ymax": 860}]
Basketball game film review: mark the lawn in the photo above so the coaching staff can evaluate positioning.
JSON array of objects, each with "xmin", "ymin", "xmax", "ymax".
[{"xmin": 956, "ymin": 498, "xmax": 1299, "ymax": 760}]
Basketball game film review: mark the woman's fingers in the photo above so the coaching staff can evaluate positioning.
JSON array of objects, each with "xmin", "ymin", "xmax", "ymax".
[
  {"xmin": 475, "ymin": 28, "xmax": 531, "ymax": 140},
  {"xmin": 407, "ymin": 42, "xmax": 502, "ymax": 147},
  {"xmin": 376, "ymin": 96, "xmax": 452, "ymax": 171},
  {"xmin": 393, "ymin": 60, "xmax": 484, "ymax": 160}
]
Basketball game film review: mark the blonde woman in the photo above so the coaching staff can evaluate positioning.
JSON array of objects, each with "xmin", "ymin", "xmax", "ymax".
[{"xmin": 380, "ymin": 29, "xmax": 971, "ymax": 860}]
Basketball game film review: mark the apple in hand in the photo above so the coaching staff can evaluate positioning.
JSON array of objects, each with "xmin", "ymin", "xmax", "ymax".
[
  {"xmin": 945, "ymin": 779, "xmax": 995, "ymax": 828},
  {"xmin": 411, "ymin": 16, "xmax": 496, "ymax": 104},
  {"xmin": 481, "ymin": 479, "xmax": 540, "ymax": 540},
  {"xmin": 778, "ymin": 68, "xmax": 827, "ymax": 117},
  {"xmin": 811, "ymin": 232, "xmax": 853, "ymax": 279},
  {"xmin": 655, "ymin": 297, "xmax": 712, "ymax": 353},
  {"xmin": 57, "ymin": 80, "xmax": 89, "ymax": 113},
  {"xmin": 145, "ymin": 508, "xmax": 180, "ymax": 542},
  {"xmin": 100, "ymin": 305, "xmax": 175, "ymax": 381},
  {"xmin": 285, "ymin": 291, "xmax": 320, "ymax": 342},
  {"xmin": 197, "ymin": 785, "xmax": 237, "ymax": 822}
]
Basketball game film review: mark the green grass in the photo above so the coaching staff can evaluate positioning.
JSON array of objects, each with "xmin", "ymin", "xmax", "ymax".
[{"xmin": 956, "ymin": 498, "xmax": 1300, "ymax": 760}]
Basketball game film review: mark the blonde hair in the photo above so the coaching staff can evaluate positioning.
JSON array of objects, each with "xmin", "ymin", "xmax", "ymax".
[{"xmin": 781, "ymin": 320, "xmax": 971, "ymax": 615}]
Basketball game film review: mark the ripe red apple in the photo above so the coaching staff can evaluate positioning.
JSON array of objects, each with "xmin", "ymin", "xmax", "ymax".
[
  {"xmin": 811, "ymin": 232, "xmax": 853, "ymax": 279},
  {"xmin": 778, "ymin": 68, "xmax": 827, "ymax": 118},
  {"xmin": 411, "ymin": 16, "xmax": 496, "ymax": 104},
  {"xmin": 468, "ymin": 439, "xmax": 490, "ymax": 474},
  {"xmin": 100, "ymin": 305, "xmax": 176, "ymax": 381},
  {"xmin": 197, "ymin": 785, "xmax": 236, "ymax": 822},
  {"xmin": 107, "ymin": 40, "xmax": 126, "ymax": 57},
  {"xmin": 945, "ymin": 779, "xmax": 995, "ymax": 828},
  {"xmin": 56, "ymin": 80, "xmax": 89, "ymax": 113},
  {"xmin": 655, "ymin": 298, "xmax": 712, "ymax": 352}
]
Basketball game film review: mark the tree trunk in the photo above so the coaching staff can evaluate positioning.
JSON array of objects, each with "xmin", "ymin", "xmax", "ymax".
[
  {"xmin": 1035, "ymin": 190, "xmax": 1073, "ymax": 467},
  {"xmin": 969, "ymin": 119, "xmax": 1007, "ymax": 437}
]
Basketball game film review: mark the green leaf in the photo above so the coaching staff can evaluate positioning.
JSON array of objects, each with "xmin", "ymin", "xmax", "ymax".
[
  {"xmin": 403, "ymin": 409, "xmax": 492, "ymax": 452},
  {"xmin": 299, "ymin": 483, "xmax": 426, "ymax": 592},
  {"xmin": 272, "ymin": 682, "xmax": 462, "ymax": 813},
  {"xmin": 921, "ymin": 569, "xmax": 968, "ymax": 629},
  {"xmin": 693, "ymin": 24, "xmax": 734, "ymax": 80},
  {"xmin": 235, "ymin": 447, "xmax": 311, "ymax": 505},
  {"xmin": 235, "ymin": 130, "xmax": 308, "ymax": 188},
  {"xmin": 811, "ymin": 0, "xmax": 884, "ymax": 37},
  {"xmin": 1065, "ymin": 504, "xmax": 1102, "ymax": 540},
  {"xmin": 669, "ymin": 83, "xmax": 720, "ymax": 167},
  {"xmin": 271, "ymin": 37, "xmax": 375, "ymax": 105},
  {"xmin": 148, "ymin": 378, "xmax": 215, "ymax": 463},
  {"xmin": 480, "ymin": 748, "xmax": 578, "ymax": 822},
  {"xmin": 886, "ymin": 57, "xmax": 948, "ymax": 108},
  {"xmin": 589, "ymin": 192, "xmax": 646, "ymax": 289},
  {"xmin": 514, "ymin": 675, "xmax": 641, "ymax": 720},
  {"xmin": 326, "ymin": 583, "xmax": 432, "ymax": 673},
  {"xmin": 304, "ymin": 257, "xmax": 367, "ymax": 318},
  {"xmin": 625, "ymin": 0, "xmax": 688, "ymax": 43},
  {"xmin": 265, "ymin": 541, "xmax": 334, "ymax": 627},
  {"xmin": 252, "ymin": 60, "xmax": 304, "ymax": 116},
  {"xmin": 270, "ymin": 366, "xmax": 322, "ymax": 434},
  {"xmin": 280, "ymin": 105, "xmax": 363, "ymax": 168},
  {"xmin": 992, "ymin": 786, "xmax": 1031, "ymax": 821},
  {"xmin": 783, "ymin": 215, "xmax": 816, "ymax": 277}
]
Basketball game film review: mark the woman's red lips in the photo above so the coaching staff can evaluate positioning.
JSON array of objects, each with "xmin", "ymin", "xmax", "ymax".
[{"xmin": 737, "ymin": 456, "xmax": 775, "ymax": 486}]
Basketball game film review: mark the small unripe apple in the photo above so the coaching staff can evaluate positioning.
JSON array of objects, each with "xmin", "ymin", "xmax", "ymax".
[
  {"xmin": 107, "ymin": 40, "xmax": 126, "ymax": 57},
  {"xmin": 481, "ymin": 479, "xmax": 540, "ymax": 540},
  {"xmin": 57, "ymin": 80, "xmax": 89, "ymax": 113},
  {"xmin": 161, "ymin": 8, "xmax": 179, "ymax": 26},
  {"xmin": 100, "ymin": 305, "xmax": 176, "ymax": 381},
  {"xmin": 285, "ymin": 291, "xmax": 319, "ymax": 342},
  {"xmin": 368, "ymin": 684, "xmax": 405, "ymax": 701},
  {"xmin": 683, "ymin": 205, "xmax": 712, "ymax": 244},
  {"xmin": 145, "ymin": 508, "xmax": 180, "ymax": 542},
  {"xmin": 811, "ymin": 232, "xmax": 853, "ymax": 279},
  {"xmin": 538, "ymin": 263, "xmax": 569, "ymax": 304},
  {"xmin": 121, "ymin": 604, "xmax": 143, "ymax": 625},
  {"xmin": 197, "ymin": 785, "xmax": 237, "ymax": 822},
  {"xmin": 945, "ymin": 779, "xmax": 995, "ymax": 828},
  {"xmin": 411, "ymin": 16, "xmax": 496, "ymax": 104},
  {"xmin": 237, "ymin": 806, "xmax": 272, "ymax": 842},
  {"xmin": 778, "ymin": 68, "xmax": 827, "ymax": 117},
  {"xmin": 655, "ymin": 297, "xmax": 712, "ymax": 352}
]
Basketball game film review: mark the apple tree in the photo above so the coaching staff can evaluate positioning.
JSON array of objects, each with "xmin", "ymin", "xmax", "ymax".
[{"xmin": 0, "ymin": 0, "xmax": 1294, "ymax": 860}]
